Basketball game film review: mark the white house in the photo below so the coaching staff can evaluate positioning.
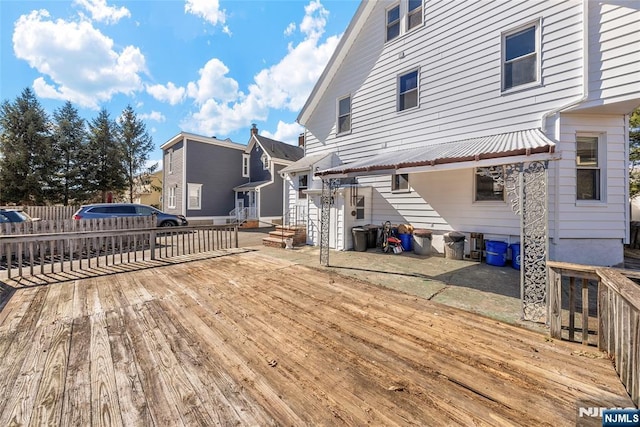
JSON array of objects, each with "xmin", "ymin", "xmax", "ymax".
[{"xmin": 282, "ymin": 0, "xmax": 640, "ymax": 321}]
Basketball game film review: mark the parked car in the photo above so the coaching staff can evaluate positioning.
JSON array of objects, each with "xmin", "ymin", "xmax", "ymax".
[
  {"xmin": 73, "ymin": 203, "xmax": 188, "ymax": 227},
  {"xmin": 0, "ymin": 209, "xmax": 39, "ymax": 223}
]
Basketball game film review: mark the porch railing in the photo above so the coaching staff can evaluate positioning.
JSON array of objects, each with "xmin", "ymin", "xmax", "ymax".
[
  {"xmin": 229, "ymin": 207, "xmax": 257, "ymax": 224},
  {"xmin": 548, "ymin": 261, "xmax": 640, "ymax": 406},
  {"xmin": 284, "ymin": 205, "xmax": 307, "ymax": 227},
  {"xmin": 0, "ymin": 224, "xmax": 238, "ymax": 280}
]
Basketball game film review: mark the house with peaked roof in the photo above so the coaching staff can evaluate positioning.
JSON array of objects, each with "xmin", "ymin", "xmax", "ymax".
[
  {"xmin": 161, "ymin": 132, "xmax": 247, "ymax": 224},
  {"xmin": 283, "ymin": 0, "xmax": 640, "ymax": 321},
  {"xmin": 232, "ymin": 124, "xmax": 304, "ymax": 227}
]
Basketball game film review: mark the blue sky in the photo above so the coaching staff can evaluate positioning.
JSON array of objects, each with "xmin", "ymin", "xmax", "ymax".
[{"xmin": 0, "ymin": 0, "xmax": 359, "ymax": 165}]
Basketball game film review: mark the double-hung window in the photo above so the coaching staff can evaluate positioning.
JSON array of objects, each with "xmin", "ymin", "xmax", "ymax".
[
  {"xmin": 242, "ymin": 154, "xmax": 250, "ymax": 177},
  {"xmin": 262, "ymin": 154, "xmax": 270, "ymax": 170},
  {"xmin": 502, "ymin": 22, "xmax": 539, "ymax": 91},
  {"xmin": 298, "ymin": 175, "xmax": 308, "ymax": 200},
  {"xmin": 168, "ymin": 149, "xmax": 173, "ymax": 174},
  {"xmin": 386, "ymin": 4, "xmax": 400, "ymax": 42},
  {"xmin": 576, "ymin": 135, "xmax": 602, "ymax": 201},
  {"xmin": 407, "ymin": 0, "xmax": 422, "ymax": 31},
  {"xmin": 187, "ymin": 183, "xmax": 202, "ymax": 210},
  {"xmin": 337, "ymin": 95, "xmax": 351, "ymax": 134},
  {"xmin": 399, "ymin": 70, "xmax": 419, "ymax": 111}
]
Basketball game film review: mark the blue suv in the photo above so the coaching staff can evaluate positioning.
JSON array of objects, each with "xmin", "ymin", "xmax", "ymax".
[{"xmin": 73, "ymin": 203, "xmax": 188, "ymax": 227}]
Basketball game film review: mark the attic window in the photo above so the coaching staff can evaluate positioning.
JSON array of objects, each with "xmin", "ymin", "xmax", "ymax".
[{"xmin": 262, "ymin": 154, "xmax": 270, "ymax": 170}]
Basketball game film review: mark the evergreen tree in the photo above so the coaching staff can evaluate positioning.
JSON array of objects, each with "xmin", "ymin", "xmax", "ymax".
[
  {"xmin": 85, "ymin": 108, "xmax": 126, "ymax": 202},
  {"xmin": 118, "ymin": 105, "xmax": 156, "ymax": 203},
  {"xmin": 0, "ymin": 87, "xmax": 54, "ymax": 204},
  {"xmin": 51, "ymin": 101, "xmax": 88, "ymax": 205}
]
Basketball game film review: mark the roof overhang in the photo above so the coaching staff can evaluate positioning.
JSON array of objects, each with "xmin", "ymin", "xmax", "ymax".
[
  {"xmin": 233, "ymin": 180, "xmax": 271, "ymax": 192},
  {"xmin": 316, "ymin": 129, "xmax": 558, "ymax": 178},
  {"xmin": 280, "ymin": 153, "xmax": 333, "ymax": 174}
]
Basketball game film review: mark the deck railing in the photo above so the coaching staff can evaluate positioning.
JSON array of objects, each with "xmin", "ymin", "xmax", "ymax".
[
  {"xmin": 0, "ymin": 224, "xmax": 238, "ymax": 279},
  {"xmin": 548, "ymin": 261, "xmax": 640, "ymax": 406}
]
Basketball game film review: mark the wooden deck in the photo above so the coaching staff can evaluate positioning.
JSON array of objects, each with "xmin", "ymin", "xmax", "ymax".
[{"xmin": 0, "ymin": 250, "xmax": 634, "ymax": 426}]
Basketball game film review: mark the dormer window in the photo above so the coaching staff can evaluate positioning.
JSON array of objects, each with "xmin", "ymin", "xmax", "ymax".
[{"xmin": 262, "ymin": 154, "xmax": 270, "ymax": 170}]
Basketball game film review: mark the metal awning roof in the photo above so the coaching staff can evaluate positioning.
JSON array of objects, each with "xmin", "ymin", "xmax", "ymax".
[
  {"xmin": 280, "ymin": 153, "xmax": 332, "ymax": 174},
  {"xmin": 233, "ymin": 180, "xmax": 270, "ymax": 191},
  {"xmin": 316, "ymin": 129, "xmax": 556, "ymax": 178}
]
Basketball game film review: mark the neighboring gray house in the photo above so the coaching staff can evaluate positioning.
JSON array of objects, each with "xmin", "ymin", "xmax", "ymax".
[
  {"xmin": 161, "ymin": 132, "xmax": 247, "ymax": 224},
  {"xmin": 233, "ymin": 124, "xmax": 304, "ymax": 227}
]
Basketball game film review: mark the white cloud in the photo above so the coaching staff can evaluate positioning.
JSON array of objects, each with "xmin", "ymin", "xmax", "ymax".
[
  {"xmin": 182, "ymin": 0, "xmax": 340, "ymax": 138},
  {"xmin": 186, "ymin": 58, "xmax": 241, "ymax": 105},
  {"xmin": 146, "ymin": 82, "xmax": 186, "ymax": 105},
  {"xmin": 185, "ymin": 0, "xmax": 227, "ymax": 28},
  {"xmin": 260, "ymin": 121, "xmax": 304, "ymax": 145},
  {"xmin": 73, "ymin": 0, "xmax": 130, "ymax": 24},
  {"xmin": 284, "ymin": 22, "xmax": 296, "ymax": 36},
  {"xmin": 139, "ymin": 111, "xmax": 166, "ymax": 122},
  {"xmin": 13, "ymin": 10, "xmax": 146, "ymax": 109}
]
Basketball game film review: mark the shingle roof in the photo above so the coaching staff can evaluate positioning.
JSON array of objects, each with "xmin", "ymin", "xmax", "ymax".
[
  {"xmin": 316, "ymin": 129, "xmax": 556, "ymax": 177},
  {"xmin": 255, "ymin": 135, "xmax": 304, "ymax": 162}
]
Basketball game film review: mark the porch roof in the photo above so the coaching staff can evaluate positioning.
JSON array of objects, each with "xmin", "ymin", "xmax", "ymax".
[
  {"xmin": 316, "ymin": 129, "xmax": 556, "ymax": 178},
  {"xmin": 280, "ymin": 153, "xmax": 332, "ymax": 174},
  {"xmin": 233, "ymin": 180, "xmax": 270, "ymax": 191}
]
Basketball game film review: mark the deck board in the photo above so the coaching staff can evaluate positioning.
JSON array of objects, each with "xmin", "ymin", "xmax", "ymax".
[{"xmin": 0, "ymin": 250, "xmax": 634, "ymax": 426}]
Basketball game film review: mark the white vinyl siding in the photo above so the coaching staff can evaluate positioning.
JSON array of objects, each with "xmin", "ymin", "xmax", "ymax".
[{"xmin": 304, "ymin": 0, "xmax": 584, "ymax": 160}]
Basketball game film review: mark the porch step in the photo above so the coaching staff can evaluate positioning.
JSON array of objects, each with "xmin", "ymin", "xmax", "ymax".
[{"xmin": 263, "ymin": 225, "xmax": 306, "ymax": 248}]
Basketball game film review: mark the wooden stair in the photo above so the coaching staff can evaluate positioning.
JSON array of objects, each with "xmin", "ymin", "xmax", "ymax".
[{"xmin": 262, "ymin": 225, "xmax": 306, "ymax": 248}]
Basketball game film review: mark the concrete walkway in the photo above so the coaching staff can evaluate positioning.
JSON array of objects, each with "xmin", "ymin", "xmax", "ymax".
[{"xmin": 238, "ymin": 229, "xmax": 546, "ymax": 334}]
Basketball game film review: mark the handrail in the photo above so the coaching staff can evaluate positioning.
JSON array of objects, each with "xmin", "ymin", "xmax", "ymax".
[
  {"xmin": 0, "ymin": 224, "xmax": 238, "ymax": 279},
  {"xmin": 547, "ymin": 260, "xmax": 640, "ymax": 406}
]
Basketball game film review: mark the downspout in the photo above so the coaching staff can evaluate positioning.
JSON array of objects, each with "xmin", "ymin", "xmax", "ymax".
[
  {"xmin": 182, "ymin": 135, "xmax": 188, "ymax": 218},
  {"xmin": 540, "ymin": 0, "xmax": 589, "ymax": 245}
]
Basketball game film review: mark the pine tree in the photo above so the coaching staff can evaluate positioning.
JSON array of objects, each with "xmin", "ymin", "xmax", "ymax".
[
  {"xmin": 85, "ymin": 108, "xmax": 127, "ymax": 202},
  {"xmin": 51, "ymin": 101, "xmax": 88, "ymax": 205},
  {"xmin": 0, "ymin": 87, "xmax": 53, "ymax": 204},
  {"xmin": 117, "ymin": 105, "xmax": 156, "ymax": 203}
]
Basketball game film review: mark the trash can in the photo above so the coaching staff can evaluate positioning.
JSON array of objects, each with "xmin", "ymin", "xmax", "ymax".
[
  {"xmin": 352, "ymin": 227, "xmax": 368, "ymax": 252},
  {"xmin": 399, "ymin": 233, "xmax": 413, "ymax": 251},
  {"xmin": 510, "ymin": 243, "xmax": 521, "ymax": 270},
  {"xmin": 363, "ymin": 224, "xmax": 379, "ymax": 248},
  {"xmin": 444, "ymin": 231, "xmax": 465, "ymax": 260},
  {"xmin": 413, "ymin": 229, "xmax": 432, "ymax": 255},
  {"xmin": 486, "ymin": 240, "xmax": 508, "ymax": 267}
]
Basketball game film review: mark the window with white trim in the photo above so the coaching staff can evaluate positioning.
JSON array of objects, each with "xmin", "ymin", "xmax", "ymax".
[
  {"xmin": 475, "ymin": 167, "xmax": 505, "ymax": 202},
  {"xmin": 386, "ymin": 4, "xmax": 400, "ymax": 42},
  {"xmin": 187, "ymin": 183, "xmax": 202, "ymax": 210},
  {"xmin": 398, "ymin": 69, "xmax": 419, "ymax": 111},
  {"xmin": 168, "ymin": 149, "xmax": 173, "ymax": 174},
  {"xmin": 262, "ymin": 154, "xmax": 270, "ymax": 170},
  {"xmin": 337, "ymin": 95, "xmax": 351, "ymax": 134},
  {"xmin": 355, "ymin": 195, "xmax": 365, "ymax": 220},
  {"xmin": 407, "ymin": 0, "xmax": 422, "ymax": 31},
  {"xmin": 167, "ymin": 186, "xmax": 176, "ymax": 208},
  {"xmin": 242, "ymin": 154, "xmax": 250, "ymax": 177},
  {"xmin": 502, "ymin": 22, "xmax": 539, "ymax": 91},
  {"xmin": 391, "ymin": 173, "xmax": 409, "ymax": 192},
  {"xmin": 576, "ymin": 135, "xmax": 602, "ymax": 201}
]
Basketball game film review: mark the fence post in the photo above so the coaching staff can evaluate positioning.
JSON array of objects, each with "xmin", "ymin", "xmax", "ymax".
[
  {"xmin": 548, "ymin": 267, "xmax": 562, "ymax": 339},
  {"xmin": 234, "ymin": 224, "xmax": 238, "ymax": 248},
  {"xmin": 150, "ymin": 229, "xmax": 156, "ymax": 260}
]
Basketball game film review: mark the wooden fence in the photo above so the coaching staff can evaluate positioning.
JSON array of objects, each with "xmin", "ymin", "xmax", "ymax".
[
  {"xmin": 548, "ymin": 261, "xmax": 640, "ymax": 406},
  {"xmin": 0, "ymin": 216, "xmax": 154, "ymax": 235},
  {"xmin": 0, "ymin": 205, "xmax": 79, "ymax": 221},
  {"xmin": 0, "ymin": 224, "xmax": 238, "ymax": 279}
]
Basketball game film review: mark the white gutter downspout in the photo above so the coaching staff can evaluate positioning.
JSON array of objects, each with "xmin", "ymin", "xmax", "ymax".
[{"xmin": 540, "ymin": 0, "xmax": 589, "ymax": 245}]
